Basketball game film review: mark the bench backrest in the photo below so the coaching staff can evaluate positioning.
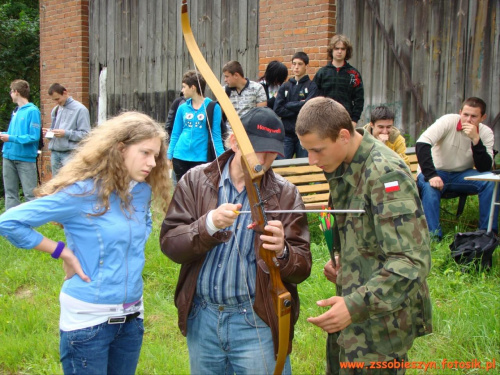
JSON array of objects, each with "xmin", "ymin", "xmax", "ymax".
[
  {"xmin": 406, "ymin": 146, "xmax": 418, "ymax": 177},
  {"xmin": 271, "ymin": 147, "xmax": 418, "ymax": 209},
  {"xmin": 272, "ymin": 158, "xmax": 329, "ymax": 209}
]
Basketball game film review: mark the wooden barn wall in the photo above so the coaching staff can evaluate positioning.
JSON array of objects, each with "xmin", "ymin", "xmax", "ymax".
[
  {"xmin": 338, "ymin": 0, "xmax": 500, "ymax": 148},
  {"xmin": 89, "ymin": 0, "xmax": 259, "ymax": 124}
]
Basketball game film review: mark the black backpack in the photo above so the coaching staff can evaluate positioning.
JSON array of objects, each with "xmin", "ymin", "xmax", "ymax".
[
  {"xmin": 449, "ymin": 230, "xmax": 498, "ymax": 270},
  {"xmin": 205, "ymin": 101, "xmax": 228, "ymax": 162},
  {"xmin": 38, "ymin": 126, "xmax": 44, "ymax": 151}
]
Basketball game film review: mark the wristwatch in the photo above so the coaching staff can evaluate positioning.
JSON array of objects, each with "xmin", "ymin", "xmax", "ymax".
[{"xmin": 277, "ymin": 246, "xmax": 288, "ymax": 260}]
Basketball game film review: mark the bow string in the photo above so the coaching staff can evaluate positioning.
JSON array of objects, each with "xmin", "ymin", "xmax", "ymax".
[{"xmin": 180, "ymin": 1, "xmax": 291, "ymax": 374}]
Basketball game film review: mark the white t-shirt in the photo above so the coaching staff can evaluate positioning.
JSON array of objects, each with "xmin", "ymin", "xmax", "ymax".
[
  {"xmin": 59, "ymin": 292, "xmax": 144, "ymax": 331},
  {"xmin": 417, "ymin": 113, "xmax": 494, "ymax": 174}
]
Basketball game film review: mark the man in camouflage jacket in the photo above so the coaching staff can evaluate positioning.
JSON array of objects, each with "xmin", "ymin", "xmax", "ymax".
[{"xmin": 297, "ymin": 97, "xmax": 432, "ymax": 374}]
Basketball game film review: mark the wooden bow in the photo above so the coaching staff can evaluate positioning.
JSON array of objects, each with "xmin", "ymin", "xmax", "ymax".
[{"xmin": 180, "ymin": 1, "xmax": 291, "ymax": 373}]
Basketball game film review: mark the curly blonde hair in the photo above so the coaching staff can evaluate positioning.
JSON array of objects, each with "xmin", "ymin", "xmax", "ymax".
[{"xmin": 36, "ymin": 111, "xmax": 172, "ymax": 215}]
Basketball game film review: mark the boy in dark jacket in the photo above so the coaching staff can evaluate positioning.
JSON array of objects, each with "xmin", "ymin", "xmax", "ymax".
[
  {"xmin": 274, "ymin": 52, "xmax": 318, "ymax": 159},
  {"xmin": 313, "ymin": 35, "xmax": 364, "ymax": 126}
]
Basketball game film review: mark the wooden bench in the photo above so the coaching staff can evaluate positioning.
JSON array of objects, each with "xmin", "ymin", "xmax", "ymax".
[
  {"xmin": 272, "ymin": 146, "xmax": 470, "ymax": 216},
  {"xmin": 271, "ymin": 158, "xmax": 329, "ymax": 209}
]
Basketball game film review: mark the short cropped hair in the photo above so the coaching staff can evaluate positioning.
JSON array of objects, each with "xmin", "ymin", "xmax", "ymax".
[
  {"xmin": 462, "ymin": 97, "xmax": 487, "ymax": 116},
  {"xmin": 296, "ymin": 97, "xmax": 354, "ymax": 141},
  {"xmin": 370, "ymin": 106, "xmax": 395, "ymax": 124},
  {"xmin": 10, "ymin": 79, "xmax": 30, "ymax": 99},
  {"xmin": 222, "ymin": 60, "xmax": 245, "ymax": 77},
  {"xmin": 292, "ymin": 52, "xmax": 309, "ymax": 65},
  {"xmin": 48, "ymin": 83, "xmax": 67, "ymax": 96},
  {"xmin": 327, "ymin": 34, "xmax": 353, "ymax": 61},
  {"xmin": 182, "ymin": 70, "xmax": 206, "ymax": 96}
]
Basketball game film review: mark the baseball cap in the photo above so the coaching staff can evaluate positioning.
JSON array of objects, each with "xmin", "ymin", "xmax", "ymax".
[{"xmin": 240, "ymin": 107, "xmax": 285, "ymax": 156}]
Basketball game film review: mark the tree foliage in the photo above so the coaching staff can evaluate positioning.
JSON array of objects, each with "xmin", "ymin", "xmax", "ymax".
[
  {"xmin": 0, "ymin": 0, "xmax": 39, "ymax": 198},
  {"xmin": 0, "ymin": 0, "xmax": 39, "ymax": 131}
]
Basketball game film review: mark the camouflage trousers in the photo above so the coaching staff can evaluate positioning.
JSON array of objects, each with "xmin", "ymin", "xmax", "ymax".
[{"xmin": 326, "ymin": 332, "xmax": 408, "ymax": 375}]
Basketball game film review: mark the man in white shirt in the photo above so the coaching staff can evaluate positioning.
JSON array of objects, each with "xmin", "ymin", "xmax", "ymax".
[{"xmin": 416, "ymin": 97, "xmax": 498, "ymax": 240}]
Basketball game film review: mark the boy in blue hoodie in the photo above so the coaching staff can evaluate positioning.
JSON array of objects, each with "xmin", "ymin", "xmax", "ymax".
[{"xmin": 1, "ymin": 79, "xmax": 41, "ymax": 210}]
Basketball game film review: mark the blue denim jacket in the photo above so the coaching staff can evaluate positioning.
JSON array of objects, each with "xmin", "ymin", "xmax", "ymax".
[{"xmin": 0, "ymin": 179, "xmax": 152, "ymax": 304}]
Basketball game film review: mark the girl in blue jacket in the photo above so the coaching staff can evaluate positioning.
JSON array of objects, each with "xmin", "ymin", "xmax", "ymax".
[{"xmin": 0, "ymin": 112, "xmax": 171, "ymax": 375}]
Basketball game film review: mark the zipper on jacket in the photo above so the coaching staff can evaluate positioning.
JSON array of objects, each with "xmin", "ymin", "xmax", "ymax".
[{"xmin": 123, "ymin": 216, "xmax": 132, "ymax": 304}]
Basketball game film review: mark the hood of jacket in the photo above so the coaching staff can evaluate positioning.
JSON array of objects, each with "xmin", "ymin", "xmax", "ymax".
[{"xmin": 16, "ymin": 102, "xmax": 38, "ymax": 112}]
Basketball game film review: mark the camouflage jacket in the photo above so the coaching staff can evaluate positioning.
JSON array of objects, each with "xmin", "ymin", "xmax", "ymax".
[{"xmin": 326, "ymin": 129, "xmax": 432, "ymax": 363}]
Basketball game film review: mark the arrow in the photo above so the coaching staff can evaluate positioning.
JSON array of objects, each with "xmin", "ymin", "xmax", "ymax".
[{"xmin": 234, "ymin": 209, "xmax": 364, "ymax": 214}]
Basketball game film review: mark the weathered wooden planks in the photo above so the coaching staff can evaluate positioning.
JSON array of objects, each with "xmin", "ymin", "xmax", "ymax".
[
  {"xmin": 89, "ymin": 0, "xmax": 259, "ymax": 125},
  {"xmin": 338, "ymin": 0, "xmax": 499, "ymax": 149}
]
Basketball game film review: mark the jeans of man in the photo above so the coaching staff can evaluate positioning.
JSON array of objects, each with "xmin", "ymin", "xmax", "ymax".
[
  {"xmin": 187, "ymin": 296, "xmax": 291, "ymax": 375},
  {"xmin": 417, "ymin": 169, "xmax": 499, "ymax": 239},
  {"xmin": 51, "ymin": 150, "xmax": 72, "ymax": 176},
  {"xmin": 59, "ymin": 318, "xmax": 144, "ymax": 375},
  {"xmin": 277, "ymin": 135, "xmax": 308, "ymax": 160},
  {"xmin": 2, "ymin": 158, "xmax": 37, "ymax": 210}
]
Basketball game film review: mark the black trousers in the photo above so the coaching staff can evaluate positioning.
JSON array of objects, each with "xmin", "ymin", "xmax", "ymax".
[{"xmin": 172, "ymin": 158, "xmax": 205, "ymax": 183}]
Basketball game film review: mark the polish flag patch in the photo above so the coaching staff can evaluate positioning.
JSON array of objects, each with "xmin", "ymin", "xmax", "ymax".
[{"xmin": 384, "ymin": 181, "xmax": 400, "ymax": 193}]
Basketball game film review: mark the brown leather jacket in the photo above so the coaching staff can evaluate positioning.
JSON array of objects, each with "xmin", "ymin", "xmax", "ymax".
[{"xmin": 160, "ymin": 150, "xmax": 312, "ymax": 355}]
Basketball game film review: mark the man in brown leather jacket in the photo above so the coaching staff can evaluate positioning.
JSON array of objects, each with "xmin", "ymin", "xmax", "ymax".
[{"xmin": 160, "ymin": 107, "xmax": 311, "ymax": 374}]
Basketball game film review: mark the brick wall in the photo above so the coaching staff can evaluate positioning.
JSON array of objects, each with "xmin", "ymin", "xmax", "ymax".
[
  {"xmin": 39, "ymin": 0, "xmax": 89, "ymax": 182},
  {"xmin": 37, "ymin": 0, "xmax": 333, "ymax": 180},
  {"xmin": 258, "ymin": 0, "xmax": 336, "ymax": 77}
]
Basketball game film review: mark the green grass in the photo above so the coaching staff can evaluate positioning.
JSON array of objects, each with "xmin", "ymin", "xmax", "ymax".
[{"xmin": 0, "ymin": 198, "xmax": 499, "ymax": 374}]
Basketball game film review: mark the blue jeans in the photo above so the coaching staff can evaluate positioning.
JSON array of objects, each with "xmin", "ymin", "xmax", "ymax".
[
  {"xmin": 187, "ymin": 296, "xmax": 291, "ymax": 375},
  {"xmin": 60, "ymin": 318, "xmax": 144, "ymax": 375},
  {"xmin": 277, "ymin": 135, "xmax": 308, "ymax": 160},
  {"xmin": 2, "ymin": 158, "xmax": 37, "ymax": 210},
  {"xmin": 51, "ymin": 150, "xmax": 72, "ymax": 176},
  {"xmin": 417, "ymin": 169, "xmax": 499, "ymax": 239}
]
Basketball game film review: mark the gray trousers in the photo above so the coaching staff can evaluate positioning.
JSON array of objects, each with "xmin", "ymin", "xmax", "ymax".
[{"xmin": 2, "ymin": 158, "xmax": 37, "ymax": 210}]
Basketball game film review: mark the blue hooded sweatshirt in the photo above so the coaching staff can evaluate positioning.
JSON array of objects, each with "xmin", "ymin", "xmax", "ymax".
[{"xmin": 2, "ymin": 102, "xmax": 41, "ymax": 163}]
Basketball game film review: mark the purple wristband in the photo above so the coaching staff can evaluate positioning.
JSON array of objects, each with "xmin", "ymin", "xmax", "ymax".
[{"xmin": 51, "ymin": 241, "xmax": 65, "ymax": 259}]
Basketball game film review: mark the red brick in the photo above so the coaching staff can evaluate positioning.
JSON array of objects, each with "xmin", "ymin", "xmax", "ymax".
[
  {"xmin": 40, "ymin": 0, "xmax": 90, "ymax": 181},
  {"xmin": 258, "ymin": 0, "xmax": 336, "ymax": 77}
]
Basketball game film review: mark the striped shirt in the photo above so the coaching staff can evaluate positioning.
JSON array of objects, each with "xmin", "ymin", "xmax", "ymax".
[
  {"xmin": 226, "ymin": 80, "xmax": 267, "ymax": 117},
  {"xmin": 196, "ymin": 156, "xmax": 256, "ymax": 305}
]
